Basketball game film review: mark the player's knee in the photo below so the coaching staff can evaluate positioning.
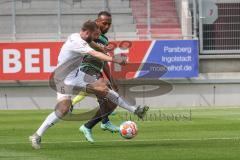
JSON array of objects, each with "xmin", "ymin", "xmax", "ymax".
[{"xmin": 87, "ymin": 81, "xmax": 109, "ymax": 97}]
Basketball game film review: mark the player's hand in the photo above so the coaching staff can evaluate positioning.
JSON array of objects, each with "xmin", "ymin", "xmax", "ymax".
[
  {"xmin": 104, "ymin": 45, "xmax": 114, "ymax": 52},
  {"xmin": 113, "ymin": 54, "xmax": 128, "ymax": 65}
]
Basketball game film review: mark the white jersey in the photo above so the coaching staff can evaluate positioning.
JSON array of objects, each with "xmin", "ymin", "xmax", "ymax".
[
  {"xmin": 57, "ymin": 33, "xmax": 94, "ymax": 67},
  {"xmin": 54, "ymin": 33, "xmax": 95, "ymax": 100}
]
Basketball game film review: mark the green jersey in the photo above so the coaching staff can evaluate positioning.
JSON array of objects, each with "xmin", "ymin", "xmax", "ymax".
[{"xmin": 80, "ymin": 34, "xmax": 109, "ymax": 73}]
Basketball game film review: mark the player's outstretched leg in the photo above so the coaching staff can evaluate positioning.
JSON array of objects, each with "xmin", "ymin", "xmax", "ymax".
[
  {"xmin": 29, "ymin": 99, "xmax": 72, "ymax": 149},
  {"xmin": 86, "ymin": 79, "xmax": 150, "ymax": 120},
  {"xmin": 29, "ymin": 111, "xmax": 59, "ymax": 149},
  {"xmin": 104, "ymin": 89, "xmax": 149, "ymax": 120}
]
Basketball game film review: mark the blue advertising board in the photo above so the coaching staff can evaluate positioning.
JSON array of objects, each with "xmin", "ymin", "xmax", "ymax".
[{"xmin": 136, "ymin": 40, "xmax": 199, "ymax": 78}]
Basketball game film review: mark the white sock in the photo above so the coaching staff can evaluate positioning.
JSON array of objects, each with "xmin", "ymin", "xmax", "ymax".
[
  {"xmin": 36, "ymin": 112, "xmax": 59, "ymax": 137},
  {"xmin": 106, "ymin": 89, "xmax": 136, "ymax": 113}
]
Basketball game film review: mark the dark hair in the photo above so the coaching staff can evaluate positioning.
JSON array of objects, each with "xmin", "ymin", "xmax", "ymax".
[
  {"xmin": 98, "ymin": 11, "xmax": 112, "ymax": 18},
  {"xmin": 81, "ymin": 20, "xmax": 99, "ymax": 32}
]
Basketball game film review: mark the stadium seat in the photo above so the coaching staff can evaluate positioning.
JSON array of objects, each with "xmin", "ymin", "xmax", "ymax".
[
  {"xmin": 0, "ymin": 0, "xmax": 138, "ymax": 41},
  {"xmin": 0, "ymin": 15, "xmax": 12, "ymax": 35},
  {"xmin": 131, "ymin": 0, "xmax": 182, "ymax": 39}
]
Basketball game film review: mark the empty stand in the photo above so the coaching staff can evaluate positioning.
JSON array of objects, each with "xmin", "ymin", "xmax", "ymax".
[
  {"xmin": 0, "ymin": 0, "xmax": 183, "ymax": 41},
  {"xmin": 131, "ymin": 0, "xmax": 182, "ymax": 39},
  {"xmin": 0, "ymin": 0, "xmax": 138, "ymax": 41}
]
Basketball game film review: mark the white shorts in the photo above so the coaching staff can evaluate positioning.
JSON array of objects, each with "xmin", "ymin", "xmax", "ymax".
[{"xmin": 56, "ymin": 68, "xmax": 97, "ymax": 101}]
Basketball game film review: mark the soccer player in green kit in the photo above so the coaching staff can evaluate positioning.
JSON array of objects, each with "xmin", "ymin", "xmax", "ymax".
[{"xmin": 72, "ymin": 11, "xmax": 121, "ymax": 143}]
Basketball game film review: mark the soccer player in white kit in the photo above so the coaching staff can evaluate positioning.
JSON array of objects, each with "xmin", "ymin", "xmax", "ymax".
[{"xmin": 29, "ymin": 21, "xmax": 149, "ymax": 149}]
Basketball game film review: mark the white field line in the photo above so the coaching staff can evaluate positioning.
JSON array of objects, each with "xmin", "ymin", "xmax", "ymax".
[{"xmin": 1, "ymin": 137, "xmax": 240, "ymax": 145}]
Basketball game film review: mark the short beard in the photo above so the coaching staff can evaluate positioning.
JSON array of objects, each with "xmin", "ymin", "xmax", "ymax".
[
  {"xmin": 86, "ymin": 37, "xmax": 92, "ymax": 43},
  {"xmin": 102, "ymin": 30, "xmax": 107, "ymax": 34}
]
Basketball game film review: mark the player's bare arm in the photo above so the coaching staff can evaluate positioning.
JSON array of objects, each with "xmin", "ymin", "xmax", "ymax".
[
  {"xmin": 87, "ymin": 50, "xmax": 127, "ymax": 65},
  {"xmin": 103, "ymin": 62, "xmax": 119, "ymax": 91},
  {"xmin": 89, "ymin": 41, "xmax": 107, "ymax": 53}
]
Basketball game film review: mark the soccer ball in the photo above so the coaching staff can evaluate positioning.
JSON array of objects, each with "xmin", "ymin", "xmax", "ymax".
[{"xmin": 119, "ymin": 121, "xmax": 138, "ymax": 139}]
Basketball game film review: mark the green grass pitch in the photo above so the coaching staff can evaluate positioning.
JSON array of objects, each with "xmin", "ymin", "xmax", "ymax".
[{"xmin": 1, "ymin": 108, "xmax": 240, "ymax": 160}]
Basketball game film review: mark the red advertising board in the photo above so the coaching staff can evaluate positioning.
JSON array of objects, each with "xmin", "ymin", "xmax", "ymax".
[{"xmin": 0, "ymin": 41, "xmax": 151, "ymax": 80}]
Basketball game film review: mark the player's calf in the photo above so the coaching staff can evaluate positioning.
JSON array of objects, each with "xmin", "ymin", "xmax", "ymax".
[{"xmin": 55, "ymin": 99, "xmax": 72, "ymax": 118}]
